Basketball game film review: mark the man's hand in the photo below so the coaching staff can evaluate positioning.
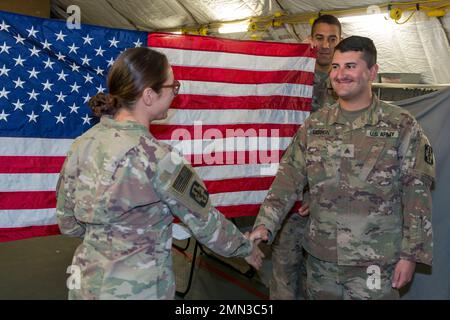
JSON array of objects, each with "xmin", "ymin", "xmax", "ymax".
[
  {"xmin": 249, "ymin": 225, "xmax": 269, "ymax": 243},
  {"xmin": 244, "ymin": 241, "xmax": 265, "ymax": 270},
  {"xmin": 298, "ymin": 202, "xmax": 310, "ymax": 216},
  {"xmin": 392, "ymin": 259, "xmax": 416, "ymax": 289}
]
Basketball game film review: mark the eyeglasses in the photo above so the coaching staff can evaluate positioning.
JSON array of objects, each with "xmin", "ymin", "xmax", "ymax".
[{"xmin": 161, "ymin": 79, "xmax": 181, "ymax": 96}]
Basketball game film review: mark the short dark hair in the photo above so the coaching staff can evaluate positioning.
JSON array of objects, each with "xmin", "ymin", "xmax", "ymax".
[
  {"xmin": 311, "ymin": 14, "xmax": 342, "ymax": 37},
  {"xmin": 334, "ymin": 36, "xmax": 377, "ymax": 68}
]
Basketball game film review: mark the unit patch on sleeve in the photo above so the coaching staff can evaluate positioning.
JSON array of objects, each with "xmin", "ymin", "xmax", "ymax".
[
  {"xmin": 189, "ymin": 181, "xmax": 209, "ymax": 208},
  {"xmin": 424, "ymin": 144, "xmax": 434, "ymax": 165}
]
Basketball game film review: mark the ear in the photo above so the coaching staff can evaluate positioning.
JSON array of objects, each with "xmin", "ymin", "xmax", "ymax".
[
  {"xmin": 142, "ymin": 87, "xmax": 155, "ymax": 106},
  {"xmin": 369, "ymin": 63, "xmax": 379, "ymax": 82}
]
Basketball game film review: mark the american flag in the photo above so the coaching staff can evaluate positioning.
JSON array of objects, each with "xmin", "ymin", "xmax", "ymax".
[
  {"xmin": 0, "ymin": 10, "xmax": 146, "ymax": 242},
  {"xmin": 0, "ymin": 10, "xmax": 315, "ymax": 242}
]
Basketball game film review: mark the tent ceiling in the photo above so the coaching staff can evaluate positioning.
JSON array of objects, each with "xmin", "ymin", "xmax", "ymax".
[
  {"xmin": 49, "ymin": 1, "xmax": 450, "ymax": 84},
  {"xmin": 51, "ymin": 0, "xmax": 415, "ymax": 31}
]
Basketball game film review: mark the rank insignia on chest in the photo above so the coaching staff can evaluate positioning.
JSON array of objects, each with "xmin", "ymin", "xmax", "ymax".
[
  {"xmin": 366, "ymin": 130, "xmax": 399, "ymax": 138},
  {"xmin": 341, "ymin": 144, "xmax": 355, "ymax": 158}
]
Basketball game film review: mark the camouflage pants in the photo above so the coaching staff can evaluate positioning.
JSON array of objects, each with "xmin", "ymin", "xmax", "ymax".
[
  {"xmin": 270, "ymin": 213, "xmax": 308, "ymax": 300},
  {"xmin": 305, "ymin": 254, "xmax": 400, "ymax": 300}
]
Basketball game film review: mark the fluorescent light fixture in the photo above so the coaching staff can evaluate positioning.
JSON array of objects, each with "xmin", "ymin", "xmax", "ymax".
[{"xmin": 218, "ymin": 22, "xmax": 248, "ymax": 34}]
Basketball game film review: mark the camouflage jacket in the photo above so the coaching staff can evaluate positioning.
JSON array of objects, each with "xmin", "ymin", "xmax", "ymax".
[
  {"xmin": 311, "ymin": 70, "xmax": 336, "ymax": 113},
  {"xmin": 56, "ymin": 116, "xmax": 252, "ymax": 300},
  {"xmin": 254, "ymin": 97, "xmax": 435, "ymax": 266}
]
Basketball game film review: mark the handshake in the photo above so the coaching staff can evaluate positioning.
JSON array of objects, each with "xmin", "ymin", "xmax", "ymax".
[{"xmin": 243, "ymin": 225, "xmax": 270, "ymax": 270}]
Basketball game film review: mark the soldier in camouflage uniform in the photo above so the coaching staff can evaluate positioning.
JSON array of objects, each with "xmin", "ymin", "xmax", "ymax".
[
  {"xmin": 254, "ymin": 36, "xmax": 435, "ymax": 299},
  {"xmin": 269, "ymin": 15, "xmax": 341, "ymax": 300},
  {"xmin": 56, "ymin": 47, "xmax": 264, "ymax": 300}
]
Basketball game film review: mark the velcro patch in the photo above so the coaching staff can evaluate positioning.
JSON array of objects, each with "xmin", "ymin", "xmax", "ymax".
[
  {"xmin": 172, "ymin": 166, "xmax": 193, "ymax": 194},
  {"xmin": 366, "ymin": 130, "xmax": 399, "ymax": 138},
  {"xmin": 341, "ymin": 144, "xmax": 354, "ymax": 158},
  {"xmin": 189, "ymin": 181, "xmax": 209, "ymax": 208},
  {"xmin": 309, "ymin": 128, "xmax": 331, "ymax": 136},
  {"xmin": 425, "ymin": 144, "xmax": 434, "ymax": 165}
]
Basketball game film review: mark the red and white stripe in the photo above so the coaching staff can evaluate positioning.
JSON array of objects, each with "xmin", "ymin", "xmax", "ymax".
[
  {"xmin": 0, "ymin": 33, "xmax": 313, "ymax": 242},
  {"xmin": 148, "ymin": 33, "xmax": 313, "ymax": 218}
]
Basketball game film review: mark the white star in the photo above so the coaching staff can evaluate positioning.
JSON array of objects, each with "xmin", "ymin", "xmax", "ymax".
[
  {"xmin": 43, "ymin": 58, "xmax": 55, "ymax": 69},
  {"xmin": 134, "ymin": 39, "xmax": 143, "ymax": 47},
  {"xmin": 41, "ymin": 39, "xmax": 52, "ymax": 50},
  {"xmin": 0, "ymin": 109, "xmax": 9, "ymax": 121},
  {"xmin": 13, "ymin": 77, "xmax": 25, "ymax": 89},
  {"xmin": 27, "ymin": 111, "xmax": 39, "ymax": 123},
  {"xmin": 69, "ymin": 103, "xmax": 80, "ymax": 113},
  {"xmin": 95, "ymin": 46, "xmax": 105, "ymax": 56},
  {"xmin": 56, "ymin": 52, "xmax": 66, "ymax": 61},
  {"xmin": 70, "ymin": 82, "xmax": 81, "ymax": 93},
  {"xmin": 55, "ymin": 112, "xmax": 66, "ymax": 124},
  {"xmin": 0, "ymin": 87, "xmax": 10, "ymax": 99},
  {"xmin": 29, "ymin": 46, "xmax": 41, "ymax": 57},
  {"xmin": 13, "ymin": 99, "xmax": 25, "ymax": 111},
  {"xmin": 13, "ymin": 55, "xmax": 26, "ymax": 67},
  {"xmin": 82, "ymin": 34, "xmax": 93, "ymax": 45},
  {"xmin": 107, "ymin": 57, "xmax": 115, "ymax": 67},
  {"xmin": 95, "ymin": 66, "xmax": 104, "ymax": 75},
  {"xmin": 26, "ymin": 26, "xmax": 39, "ymax": 38},
  {"xmin": 13, "ymin": 34, "xmax": 25, "ymax": 45},
  {"xmin": 57, "ymin": 70, "xmax": 68, "ymax": 81},
  {"xmin": 14, "ymin": 34, "xmax": 25, "ymax": 44},
  {"xmin": 83, "ymin": 93, "xmax": 91, "ymax": 104},
  {"xmin": 82, "ymin": 114, "xmax": 92, "ymax": 125},
  {"xmin": 96, "ymin": 84, "xmax": 106, "ymax": 93},
  {"xmin": 0, "ymin": 21, "xmax": 11, "ymax": 32},
  {"xmin": 108, "ymin": 37, "xmax": 119, "ymax": 48},
  {"xmin": 70, "ymin": 63, "xmax": 80, "ymax": 72},
  {"xmin": 81, "ymin": 55, "xmax": 91, "ymax": 66},
  {"xmin": 0, "ymin": 42, "xmax": 11, "ymax": 54},
  {"xmin": 68, "ymin": 43, "xmax": 79, "ymax": 54},
  {"xmin": 41, "ymin": 101, "xmax": 53, "ymax": 112},
  {"xmin": 55, "ymin": 30, "xmax": 67, "ymax": 42},
  {"xmin": 27, "ymin": 89, "xmax": 39, "ymax": 101},
  {"xmin": 83, "ymin": 73, "xmax": 94, "ymax": 84},
  {"xmin": 0, "ymin": 64, "xmax": 10, "ymax": 76},
  {"xmin": 56, "ymin": 92, "xmax": 67, "ymax": 102},
  {"xmin": 27, "ymin": 67, "xmax": 40, "ymax": 79},
  {"xmin": 41, "ymin": 79, "xmax": 54, "ymax": 91}
]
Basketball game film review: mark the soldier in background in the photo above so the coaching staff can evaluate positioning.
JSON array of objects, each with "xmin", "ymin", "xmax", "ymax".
[
  {"xmin": 254, "ymin": 36, "xmax": 435, "ymax": 299},
  {"xmin": 56, "ymin": 47, "xmax": 265, "ymax": 300},
  {"xmin": 269, "ymin": 14, "xmax": 341, "ymax": 300}
]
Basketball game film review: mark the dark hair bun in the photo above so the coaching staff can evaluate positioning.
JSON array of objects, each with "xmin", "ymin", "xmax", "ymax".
[{"xmin": 88, "ymin": 93, "xmax": 122, "ymax": 117}]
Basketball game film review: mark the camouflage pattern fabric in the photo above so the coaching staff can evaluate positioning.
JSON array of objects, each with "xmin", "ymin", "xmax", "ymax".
[
  {"xmin": 311, "ymin": 70, "xmax": 336, "ymax": 112},
  {"xmin": 56, "ymin": 116, "xmax": 252, "ymax": 300},
  {"xmin": 255, "ymin": 96, "xmax": 435, "ymax": 269},
  {"xmin": 306, "ymin": 254, "xmax": 399, "ymax": 299},
  {"xmin": 269, "ymin": 71, "xmax": 336, "ymax": 300},
  {"xmin": 270, "ymin": 213, "xmax": 307, "ymax": 299}
]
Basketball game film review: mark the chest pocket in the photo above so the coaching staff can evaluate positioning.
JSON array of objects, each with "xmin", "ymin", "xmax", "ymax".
[
  {"xmin": 306, "ymin": 135, "xmax": 338, "ymax": 186},
  {"xmin": 359, "ymin": 138, "xmax": 400, "ymax": 190}
]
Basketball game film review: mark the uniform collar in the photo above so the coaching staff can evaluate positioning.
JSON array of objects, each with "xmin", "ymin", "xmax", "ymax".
[
  {"xmin": 327, "ymin": 96, "xmax": 382, "ymax": 130},
  {"xmin": 100, "ymin": 115, "xmax": 150, "ymax": 134}
]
